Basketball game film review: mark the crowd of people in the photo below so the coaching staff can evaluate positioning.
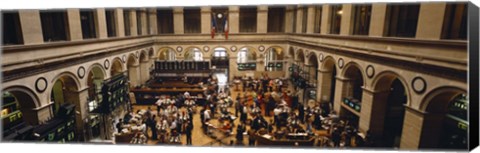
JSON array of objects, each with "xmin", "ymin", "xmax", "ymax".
[{"xmin": 117, "ymin": 73, "xmax": 375, "ymax": 147}]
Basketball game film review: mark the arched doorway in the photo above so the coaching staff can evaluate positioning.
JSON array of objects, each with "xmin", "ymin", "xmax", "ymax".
[
  {"xmin": 371, "ymin": 72, "xmax": 408, "ymax": 148},
  {"xmin": 86, "ymin": 65, "xmax": 106, "ymax": 140},
  {"xmin": 288, "ymin": 47, "xmax": 295, "ymax": 76},
  {"xmin": 439, "ymin": 94, "xmax": 468, "ymax": 149},
  {"xmin": 51, "ymin": 75, "xmax": 79, "ymax": 114},
  {"xmin": 303, "ymin": 53, "xmax": 318, "ymax": 109},
  {"xmin": 339, "ymin": 63, "xmax": 364, "ymax": 128},
  {"xmin": 307, "ymin": 53, "xmax": 318, "ymax": 88},
  {"xmin": 126, "ymin": 54, "xmax": 139, "ymax": 88},
  {"xmin": 296, "ymin": 49, "xmax": 305, "ymax": 66},
  {"xmin": 158, "ymin": 48, "xmax": 176, "ymax": 60},
  {"xmin": 139, "ymin": 52, "xmax": 149, "ymax": 84},
  {"xmin": 2, "ymin": 87, "xmax": 38, "ymax": 140},
  {"xmin": 110, "ymin": 58, "xmax": 124, "ymax": 77},
  {"xmin": 320, "ymin": 57, "xmax": 336, "ymax": 114},
  {"xmin": 416, "ymin": 87, "xmax": 467, "ymax": 150},
  {"xmin": 50, "ymin": 74, "xmax": 81, "ymax": 140},
  {"xmin": 237, "ymin": 47, "xmax": 257, "ymax": 71},
  {"xmin": 211, "ymin": 47, "xmax": 229, "ymax": 90},
  {"xmin": 265, "ymin": 47, "xmax": 284, "ymax": 72},
  {"xmin": 184, "ymin": 47, "xmax": 203, "ymax": 61}
]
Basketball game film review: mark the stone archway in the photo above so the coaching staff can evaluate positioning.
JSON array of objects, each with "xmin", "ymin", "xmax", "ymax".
[
  {"xmin": 306, "ymin": 53, "xmax": 318, "ymax": 88},
  {"xmin": 318, "ymin": 56, "xmax": 337, "ymax": 111},
  {"xmin": 184, "ymin": 47, "xmax": 203, "ymax": 61},
  {"xmin": 265, "ymin": 46, "xmax": 284, "ymax": 72},
  {"xmin": 400, "ymin": 87, "xmax": 467, "ymax": 150},
  {"xmin": 50, "ymin": 73, "xmax": 83, "ymax": 140},
  {"xmin": 334, "ymin": 62, "xmax": 365, "ymax": 128},
  {"xmin": 110, "ymin": 58, "xmax": 124, "ymax": 77},
  {"xmin": 363, "ymin": 71, "xmax": 410, "ymax": 148},
  {"xmin": 139, "ymin": 51, "xmax": 150, "ymax": 84},
  {"xmin": 157, "ymin": 47, "xmax": 176, "ymax": 60},
  {"xmin": 126, "ymin": 53, "xmax": 140, "ymax": 88},
  {"xmin": 85, "ymin": 64, "xmax": 106, "ymax": 140},
  {"xmin": 3, "ymin": 86, "xmax": 41, "ymax": 125}
]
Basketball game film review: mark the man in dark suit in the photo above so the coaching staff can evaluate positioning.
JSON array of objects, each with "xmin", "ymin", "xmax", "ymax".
[
  {"xmin": 116, "ymin": 119, "xmax": 123, "ymax": 133},
  {"xmin": 185, "ymin": 121, "xmax": 193, "ymax": 145}
]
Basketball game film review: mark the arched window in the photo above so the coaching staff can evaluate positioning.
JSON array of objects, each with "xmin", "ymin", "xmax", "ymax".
[
  {"xmin": 185, "ymin": 48, "xmax": 203, "ymax": 61},
  {"xmin": 237, "ymin": 47, "xmax": 256, "ymax": 71},
  {"xmin": 158, "ymin": 48, "xmax": 176, "ymax": 60},
  {"xmin": 265, "ymin": 47, "xmax": 284, "ymax": 71},
  {"xmin": 213, "ymin": 48, "xmax": 227, "ymax": 59},
  {"xmin": 2, "ymin": 92, "xmax": 23, "ymax": 125}
]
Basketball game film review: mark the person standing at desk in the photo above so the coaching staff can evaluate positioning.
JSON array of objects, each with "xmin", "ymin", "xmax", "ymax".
[
  {"xmin": 150, "ymin": 115, "xmax": 158, "ymax": 140},
  {"xmin": 185, "ymin": 121, "xmax": 193, "ymax": 145},
  {"xmin": 240, "ymin": 102, "xmax": 248, "ymax": 124},
  {"xmin": 235, "ymin": 93, "xmax": 242, "ymax": 117},
  {"xmin": 236, "ymin": 124, "xmax": 245, "ymax": 145},
  {"xmin": 331, "ymin": 127, "xmax": 342, "ymax": 147},
  {"xmin": 116, "ymin": 119, "xmax": 123, "ymax": 133}
]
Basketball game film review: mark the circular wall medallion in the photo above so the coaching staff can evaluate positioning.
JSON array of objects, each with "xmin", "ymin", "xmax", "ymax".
[
  {"xmin": 176, "ymin": 46, "xmax": 183, "ymax": 52},
  {"xmin": 104, "ymin": 59, "xmax": 110, "ymax": 70},
  {"xmin": 366, "ymin": 65, "xmax": 375, "ymax": 78},
  {"xmin": 338, "ymin": 58, "xmax": 344, "ymax": 69},
  {"xmin": 122, "ymin": 55, "xmax": 127, "ymax": 63},
  {"xmin": 203, "ymin": 46, "xmax": 210, "ymax": 52},
  {"xmin": 319, "ymin": 53, "xmax": 324, "ymax": 62},
  {"xmin": 412, "ymin": 76, "xmax": 427, "ymax": 94},
  {"xmin": 77, "ymin": 66, "xmax": 86, "ymax": 79},
  {"xmin": 230, "ymin": 46, "xmax": 237, "ymax": 52},
  {"xmin": 258, "ymin": 45, "xmax": 265, "ymax": 52},
  {"xmin": 35, "ymin": 77, "xmax": 48, "ymax": 93}
]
